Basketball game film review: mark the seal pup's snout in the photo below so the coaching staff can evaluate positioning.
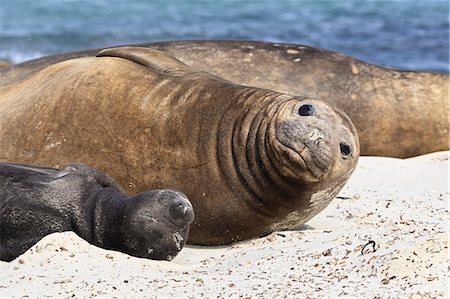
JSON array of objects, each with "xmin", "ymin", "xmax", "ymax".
[
  {"xmin": 142, "ymin": 189, "xmax": 194, "ymax": 230},
  {"xmin": 168, "ymin": 201, "xmax": 193, "ymax": 225},
  {"xmin": 160, "ymin": 190, "xmax": 195, "ymax": 227},
  {"xmin": 117, "ymin": 189, "xmax": 194, "ymax": 260}
]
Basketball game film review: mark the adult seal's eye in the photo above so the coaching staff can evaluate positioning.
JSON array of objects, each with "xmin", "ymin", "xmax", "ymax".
[
  {"xmin": 340, "ymin": 142, "xmax": 352, "ymax": 158},
  {"xmin": 298, "ymin": 104, "xmax": 314, "ymax": 116}
]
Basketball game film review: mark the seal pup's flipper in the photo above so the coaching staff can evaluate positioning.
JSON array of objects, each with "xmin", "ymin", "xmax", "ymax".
[
  {"xmin": 96, "ymin": 46, "xmax": 191, "ymax": 75},
  {"xmin": 60, "ymin": 163, "xmax": 126, "ymax": 192},
  {"xmin": 0, "ymin": 163, "xmax": 125, "ymax": 192}
]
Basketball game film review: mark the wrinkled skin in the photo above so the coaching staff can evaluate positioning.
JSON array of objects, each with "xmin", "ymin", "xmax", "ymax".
[
  {"xmin": 0, "ymin": 162, "xmax": 194, "ymax": 261},
  {"xmin": 0, "ymin": 47, "xmax": 359, "ymax": 245},
  {"xmin": 0, "ymin": 40, "xmax": 447, "ymax": 157}
]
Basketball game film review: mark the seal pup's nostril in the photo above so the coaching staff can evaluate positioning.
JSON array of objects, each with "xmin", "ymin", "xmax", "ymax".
[
  {"xmin": 168, "ymin": 200, "xmax": 193, "ymax": 225},
  {"xmin": 298, "ymin": 104, "xmax": 314, "ymax": 116}
]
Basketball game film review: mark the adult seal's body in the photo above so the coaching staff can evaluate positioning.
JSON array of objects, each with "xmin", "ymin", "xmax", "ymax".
[
  {"xmin": 0, "ymin": 162, "xmax": 194, "ymax": 262},
  {"xmin": 0, "ymin": 47, "xmax": 359, "ymax": 245},
  {"xmin": 0, "ymin": 40, "xmax": 447, "ymax": 157}
]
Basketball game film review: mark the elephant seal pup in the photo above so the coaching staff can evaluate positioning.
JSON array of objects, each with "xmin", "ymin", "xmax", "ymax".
[
  {"xmin": 1, "ymin": 40, "xmax": 446, "ymax": 157},
  {"xmin": 0, "ymin": 47, "xmax": 359, "ymax": 245},
  {"xmin": 0, "ymin": 162, "xmax": 194, "ymax": 262}
]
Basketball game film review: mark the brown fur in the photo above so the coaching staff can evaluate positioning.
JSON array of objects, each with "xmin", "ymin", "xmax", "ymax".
[{"xmin": 0, "ymin": 47, "xmax": 359, "ymax": 245}]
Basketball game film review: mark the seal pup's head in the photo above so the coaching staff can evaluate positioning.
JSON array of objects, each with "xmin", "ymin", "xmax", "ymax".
[{"xmin": 116, "ymin": 189, "xmax": 194, "ymax": 260}]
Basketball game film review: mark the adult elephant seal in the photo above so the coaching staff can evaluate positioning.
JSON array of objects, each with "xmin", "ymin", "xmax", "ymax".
[
  {"xmin": 0, "ymin": 162, "xmax": 194, "ymax": 262},
  {"xmin": 0, "ymin": 40, "xmax": 447, "ymax": 157},
  {"xmin": 0, "ymin": 47, "xmax": 359, "ymax": 245}
]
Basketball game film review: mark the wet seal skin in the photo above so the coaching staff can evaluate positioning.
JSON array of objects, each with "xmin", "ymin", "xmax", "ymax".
[
  {"xmin": 0, "ymin": 162, "xmax": 194, "ymax": 262},
  {"xmin": 0, "ymin": 47, "xmax": 359, "ymax": 245},
  {"xmin": 0, "ymin": 40, "xmax": 446, "ymax": 158}
]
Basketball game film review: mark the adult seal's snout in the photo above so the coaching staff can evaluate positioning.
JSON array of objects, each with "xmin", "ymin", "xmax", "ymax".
[{"xmin": 271, "ymin": 100, "xmax": 357, "ymax": 183}]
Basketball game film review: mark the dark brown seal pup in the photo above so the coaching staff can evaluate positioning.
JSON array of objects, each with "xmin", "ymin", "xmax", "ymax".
[
  {"xmin": 0, "ymin": 47, "xmax": 359, "ymax": 245},
  {"xmin": 0, "ymin": 40, "xmax": 447, "ymax": 157},
  {"xmin": 0, "ymin": 162, "xmax": 194, "ymax": 262}
]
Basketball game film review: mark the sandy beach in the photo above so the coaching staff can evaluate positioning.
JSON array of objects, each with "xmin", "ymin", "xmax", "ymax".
[{"xmin": 1, "ymin": 151, "xmax": 448, "ymax": 298}]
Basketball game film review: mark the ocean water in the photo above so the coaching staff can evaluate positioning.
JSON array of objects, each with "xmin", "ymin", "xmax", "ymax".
[{"xmin": 0, "ymin": 0, "xmax": 448, "ymax": 72}]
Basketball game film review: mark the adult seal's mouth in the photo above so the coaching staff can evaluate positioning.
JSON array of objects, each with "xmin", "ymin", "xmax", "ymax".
[
  {"xmin": 271, "ymin": 137, "xmax": 325, "ymax": 182},
  {"xmin": 271, "ymin": 118, "xmax": 333, "ymax": 182}
]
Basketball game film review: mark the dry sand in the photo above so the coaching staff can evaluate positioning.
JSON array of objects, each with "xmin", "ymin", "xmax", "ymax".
[{"xmin": 1, "ymin": 152, "xmax": 448, "ymax": 298}]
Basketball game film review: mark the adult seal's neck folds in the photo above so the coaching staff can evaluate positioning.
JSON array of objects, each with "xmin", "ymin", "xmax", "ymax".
[{"xmin": 217, "ymin": 87, "xmax": 359, "ymax": 216}]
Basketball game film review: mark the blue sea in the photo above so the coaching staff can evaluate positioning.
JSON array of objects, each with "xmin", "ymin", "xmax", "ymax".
[{"xmin": 0, "ymin": 0, "xmax": 448, "ymax": 72}]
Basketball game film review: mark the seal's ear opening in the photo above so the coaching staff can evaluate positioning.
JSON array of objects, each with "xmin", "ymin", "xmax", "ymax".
[{"xmin": 96, "ymin": 46, "xmax": 190, "ymax": 76}]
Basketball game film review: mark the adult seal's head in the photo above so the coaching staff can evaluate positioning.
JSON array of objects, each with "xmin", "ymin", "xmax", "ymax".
[
  {"xmin": 115, "ymin": 189, "xmax": 194, "ymax": 260},
  {"xmin": 270, "ymin": 99, "xmax": 357, "ymax": 184},
  {"xmin": 217, "ymin": 89, "xmax": 359, "ymax": 236},
  {"xmin": 266, "ymin": 98, "xmax": 358, "ymax": 231}
]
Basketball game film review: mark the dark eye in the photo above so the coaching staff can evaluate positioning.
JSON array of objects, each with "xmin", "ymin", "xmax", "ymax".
[
  {"xmin": 340, "ymin": 142, "xmax": 352, "ymax": 158},
  {"xmin": 298, "ymin": 104, "xmax": 314, "ymax": 116}
]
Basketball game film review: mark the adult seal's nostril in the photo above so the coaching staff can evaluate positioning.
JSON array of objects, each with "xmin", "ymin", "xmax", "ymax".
[
  {"xmin": 298, "ymin": 104, "xmax": 314, "ymax": 116},
  {"xmin": 340, "ymin": 142, "xmax": 352, "ymax": 157}
]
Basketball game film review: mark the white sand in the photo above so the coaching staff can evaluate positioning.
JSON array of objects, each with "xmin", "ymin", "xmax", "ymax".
[{"xmin": 1, "ymin": 152, "xmax": 448, "ymax": 298}]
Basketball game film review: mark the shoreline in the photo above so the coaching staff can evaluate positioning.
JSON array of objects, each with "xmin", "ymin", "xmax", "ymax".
[{"xmin": 1, "ymin": 152, "xmax": 448, "ymax": 298}]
